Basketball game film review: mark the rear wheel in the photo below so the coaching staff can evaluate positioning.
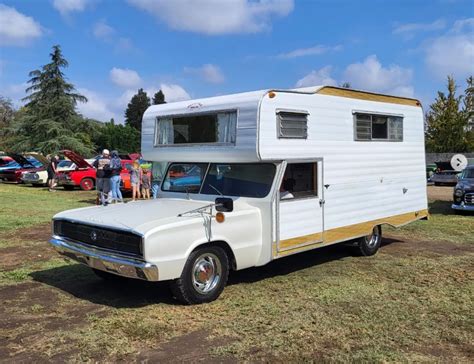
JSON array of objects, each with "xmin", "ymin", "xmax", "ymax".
[
  {"xmin": 357, "ymin": 225, "xmax": 382, "ymax": 256},
  {"xmin": 170, "ymin": 246, "xmax": 229, "ymax": 305},
  {"xmin": 80, "ymin": 178, "xmax": 94, "ymax": 191}
]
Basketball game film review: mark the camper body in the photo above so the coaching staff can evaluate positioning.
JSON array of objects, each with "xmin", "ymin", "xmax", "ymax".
[{"xmin": 49, "ymin": 86, "xmax": 428, "ymax": 304}]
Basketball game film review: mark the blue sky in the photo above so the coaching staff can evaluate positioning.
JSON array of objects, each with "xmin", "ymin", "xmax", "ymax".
[{"xmin": 1, "ymin": 0, "xmax": 473, "ymax": 123}]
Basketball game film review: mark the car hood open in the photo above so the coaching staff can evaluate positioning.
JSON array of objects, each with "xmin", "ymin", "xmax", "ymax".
[
  {"xmin": 8, "ymin": 154, "xmax": 36, "ymax": 168},
  {"xmin": 62, "ymin": 150, "xmax": 93, "ymax": 169}
]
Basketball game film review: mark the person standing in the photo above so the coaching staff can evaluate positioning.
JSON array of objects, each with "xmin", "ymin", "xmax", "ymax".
[
  {"xmin": 47, "ymin": 155, "xmax": 59, "ymax": 192},
  {"xmin": 141, "ymin": 167, "xmax": 151, "ymax": 199},
  {"xmin": 130, "ymin": 161, "xmax": 141, "ymax": 201},
  {"xmin": 93, "ymin": 149, "xmax": 111, "ymax": 205},
  {"xmin": 109, "ymin": 150, "xmax": 123, "ymax": 203}
]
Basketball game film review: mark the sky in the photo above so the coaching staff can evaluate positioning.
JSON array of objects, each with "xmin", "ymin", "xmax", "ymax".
[{"xmin": 0, "ymin": 0, "xmax": 473, "ymax": 123}]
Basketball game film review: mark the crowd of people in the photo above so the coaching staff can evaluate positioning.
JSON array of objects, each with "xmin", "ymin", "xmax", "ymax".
[
  {"xmin": 94, "ymin": 149, "xmax": 152, "ymax": 206},
  {"xmin": 46, "ymin": 149, "xmax": 155, "ymax": 206}
]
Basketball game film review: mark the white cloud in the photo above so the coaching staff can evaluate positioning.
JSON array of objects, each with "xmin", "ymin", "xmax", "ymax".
[
  {"xmin": 277, "ymin": 44, "xmax": 342, "ymax": 59},
  {"xmin": 295, "ymin": 66, "xmax": 337, "ymax": 88},
  {"xmin": 93, "ymin": 19, "xmax": 115, "ymax": 40},
  {"xmin": 110, "ymin": 68, "xmax": 142, "ymax": 88},
  {"xmin": 343, "ymin": 55, "xmax": 414, "ymax": 97},
  {"xmin": 0, "ymin": 5, "xmax": 43, "ymax": 46},
  {"xmin": 127, "ymin": 0, "xmax": 294, "ymax": 35},
  {"xmin": 76, "ymin": 88, "xmax": 119, "ymax": 122},
  {"xmin": 393, "ymin": 19, "xmax": 446, "ymax": 39},
  {"xmin": 52, "ymin": 0, "xmax": 90, "ymax": 16},
  {"xmin": 160, "ymin": 83, "xmax": 191, "ymax": 102},
  {"xmin": 184, "ymin": 64, "xmax": 225, "ymax": 84},
  {"xmin": 424, "ymin": 18, "xmax": 474, "ymax": 79},
  {"xmin": 0, "ymin": 82, "xmax": 28, "ymax": 107}
]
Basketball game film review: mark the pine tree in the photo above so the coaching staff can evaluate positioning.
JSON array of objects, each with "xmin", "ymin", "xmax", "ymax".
[
  {"xmin": 152, "ymin": 90, "xmax": 166, "ymax": 105},
  {"xmin": 425, "ymin": 76, "xmax": 470, "ymax": 153},
  {"xmin": 10, "ymin": 45, "xmax": 94, "ymax": 155},
  {"xmin": 124, "ymin": 88, "xmax": 150, "ymax": 132}
]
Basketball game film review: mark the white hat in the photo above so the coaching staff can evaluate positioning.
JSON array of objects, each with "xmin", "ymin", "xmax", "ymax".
[{"xmin": 102, "ymin": 149, "xmax": 110, "ymax": 155}]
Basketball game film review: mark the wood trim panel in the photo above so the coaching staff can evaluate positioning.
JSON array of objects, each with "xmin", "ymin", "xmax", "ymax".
[
  {"xmin": 276, "ymin": 209, "xmax": 429, "ymax": 258},
  {"xmin": 316, "ymin": 86, "xmax": 422, "ymax": 107}
]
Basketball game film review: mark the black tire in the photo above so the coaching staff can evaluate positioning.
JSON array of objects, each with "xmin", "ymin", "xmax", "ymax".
[
  {"xmin": 170, "ymin": 245, "xmax": 229, "ymax": 305},
  {"xmin": 91, "ymin": 268, "xmax": 124, "ymax": 282},
  {"xmin": 63, "ymin": 185, "xmax": 75, "ymax": 190},
  {"xmin": 356, "ymin": 226, "xmax": 382, "ymax": 256}
]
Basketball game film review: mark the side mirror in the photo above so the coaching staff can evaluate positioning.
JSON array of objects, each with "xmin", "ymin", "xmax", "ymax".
[{"xmin": 215, "ymin": 197, "xmax": 233, "ymax": 212}]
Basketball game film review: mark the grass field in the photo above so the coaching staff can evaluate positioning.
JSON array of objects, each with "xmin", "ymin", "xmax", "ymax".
[{"xmin": 0, "ymin": 183, "xmax": 473, "ymax": 362}]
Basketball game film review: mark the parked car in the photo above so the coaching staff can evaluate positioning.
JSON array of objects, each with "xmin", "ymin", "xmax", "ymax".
[
  {"xmin": 0, "ymin": 154, "xmax": 46, "ymax": 183},
  {"xmin": 0, "ymin": 156, "xmax": 13, "ymax": 167},
  {"xmin": 452, "ymin": 165, "xmax": 474, "ymax": 212},
  {"xmin": 56, "ymin": 150, "xmax": 97, "ymax": 191},
  {"xmin": 431, "ymin": 170, "xmax": 460, "ymax": 186},
  {"xmin": 22, "ymin": 159, "xmax": 77, "ymax": 186},
  {"xmin": 426, "ymin": 163, "xmax": 437, "ymax": 180}
]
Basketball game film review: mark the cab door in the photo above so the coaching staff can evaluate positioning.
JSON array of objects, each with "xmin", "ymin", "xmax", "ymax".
[{"xmin": 277, "ymin": 160, "xmax": 324, "ymax": 253}]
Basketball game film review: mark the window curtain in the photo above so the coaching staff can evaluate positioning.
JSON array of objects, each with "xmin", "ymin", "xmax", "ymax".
[
  {"xmin": 217, "ymin": 112, "xmax": 237, "ymax": 144},
  {"xmin": 156, "ymin": 118, "xmax": 174, "ymax": 144},
  {"xmin": 389, "ymin": 117, "xmax": 403, "ymax": 141}
]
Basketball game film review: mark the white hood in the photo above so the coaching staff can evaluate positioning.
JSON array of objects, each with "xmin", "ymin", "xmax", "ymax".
[{"xmin": 53, "ymin": 198, "xmax": 213, "ymax": 234}]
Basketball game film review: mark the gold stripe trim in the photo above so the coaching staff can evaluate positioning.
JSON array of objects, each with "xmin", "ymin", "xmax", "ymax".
[
  {"xmin": 276, "ymin": 209, "xmax": 428, "ymax": 258},
  {"xmin": 316, "ymin": 86, "xmax": 422, "ymax": 107}
]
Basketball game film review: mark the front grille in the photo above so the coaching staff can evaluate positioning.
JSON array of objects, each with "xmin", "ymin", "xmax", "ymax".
[
  {"xmin": 465, "ymin": 193, "xmax": 474, "ymax": 205},
  {"xmin": 54, "ymin": 220, "xmax": 143, "ymax": 258}
]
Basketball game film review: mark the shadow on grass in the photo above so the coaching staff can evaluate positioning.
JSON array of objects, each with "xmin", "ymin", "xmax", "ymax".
[
  {"xmin": 30, "ymin": 237, "xmax": 404, "ymax": 307},
  {"xmin": 30, "ymin": 263, "xmax": 176, "ymax": 308},
  {"xmin": 429, "ymin": 200, "xmax": 455, "ymax": 215}
]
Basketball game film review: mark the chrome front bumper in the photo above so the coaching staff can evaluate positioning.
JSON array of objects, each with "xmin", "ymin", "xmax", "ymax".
[
  {"xmin": 451, "ymin": 203, "xmax": 474, "ymax": 211},
  {"xmin": 49, "ymin": 236, "xmax": 159, "ymax": 281}
]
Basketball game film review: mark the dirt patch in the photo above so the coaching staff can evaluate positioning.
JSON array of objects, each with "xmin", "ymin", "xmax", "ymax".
[
  {"xmin": 136, "ymin": 331, "xmax": 236, "ymax": 363},
  {"xmin": 0, "ymin": 244, "xmax": 57, "ymax": 271},
  {"xmin": 427, "ymin": 185, "xmax": 454, "ymax": 202},
  {"xmin": 382, "ymin": 235, "xmax": 474, "ymax": 257},
  {"xmin": 4, "ymin": 222, "xmax": 52, "ymax": 243},
  {"xmin": 0, "ymin": 281, "xmax": 106, "ymax": 363}
]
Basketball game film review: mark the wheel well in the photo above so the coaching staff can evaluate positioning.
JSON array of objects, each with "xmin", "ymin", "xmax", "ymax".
[
  {"xmin": 192, "ymin": 241, "xmax": 237, "ymax": 270},
  {"xmin": 81, "ymin": 177, "xmax": 95, "ymax": 185}
]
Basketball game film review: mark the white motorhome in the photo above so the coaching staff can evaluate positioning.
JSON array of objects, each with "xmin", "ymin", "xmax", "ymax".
[{"xmin": 50, "ymin": 85, "xmax": 428, "ymax": 304}]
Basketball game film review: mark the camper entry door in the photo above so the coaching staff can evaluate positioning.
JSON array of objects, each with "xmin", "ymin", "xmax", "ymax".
[{"xmin": 277, "ymin": 160, "xmax": 324, "ymax": 252}]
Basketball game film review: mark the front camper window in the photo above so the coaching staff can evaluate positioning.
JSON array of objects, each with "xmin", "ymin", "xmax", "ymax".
[
  {"xmin": 354, "ymin": 113, "xmax": 403, "ymax": 141},
  {"xmin": 155, "ymin": 111, "xmax": 237, "ymax": 146}
]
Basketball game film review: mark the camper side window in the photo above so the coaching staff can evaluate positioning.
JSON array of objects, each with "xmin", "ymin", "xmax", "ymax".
[
  {"xmin": 277, "ymin": 111, "xmax": 308, "ymax": 139},
  {"xmin": 280, "ymin": 163, "xmax": 317, "ymax": 200},
  {"xmin": 354, "ymin": 113, "xmax": 403, "ymax": 141}
]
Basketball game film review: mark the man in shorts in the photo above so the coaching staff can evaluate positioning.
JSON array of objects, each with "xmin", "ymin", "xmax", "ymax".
[
  {"xmin": 93, "ymin": 149, "xmax": 111, "ymax": 205},
  {"xmin": 47, "ymin": 155, "xmax": 59, "ymax": 192}
]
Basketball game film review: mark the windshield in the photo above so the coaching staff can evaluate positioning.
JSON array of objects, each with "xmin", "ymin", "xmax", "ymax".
[
  {"xmin": 461, "ymin": 168, "xmax": 474, "ymax": 179},
  {"xmin": 162, "ymin": 163, "xmax": 276, "ymax": 198}
]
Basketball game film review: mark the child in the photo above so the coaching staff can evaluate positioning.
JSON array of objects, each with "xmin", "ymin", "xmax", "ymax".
[
  {"xmin": 130, "ymin": 161, "xmax": 141, "ymax": 201},
  {"xmin": 141, "ymin": 168, "xmax": 151, "ymax": 199}
]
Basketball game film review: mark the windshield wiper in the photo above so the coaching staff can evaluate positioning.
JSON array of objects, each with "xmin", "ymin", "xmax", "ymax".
[{"xmin": 207, "ymin": 183, "xmax": 223, "ymax": 196}]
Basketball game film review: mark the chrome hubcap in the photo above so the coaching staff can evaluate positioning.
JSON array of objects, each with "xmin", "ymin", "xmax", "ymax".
[
  {"xmin": 192, "ymin": 253, "xmax": 221, "ymax": 294},
  {"xmin": 365, "ymin": 227, "xmax": 380, "ymax": 248}
]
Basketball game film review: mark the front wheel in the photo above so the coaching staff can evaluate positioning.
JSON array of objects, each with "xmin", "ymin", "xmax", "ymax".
[
  {"xmin": 170, "ymin": 246, "xmax": 229, "ymax": 305},
  {"xmin": 357, "ymin": 226, "xmax": 382, "ymax": 256}
]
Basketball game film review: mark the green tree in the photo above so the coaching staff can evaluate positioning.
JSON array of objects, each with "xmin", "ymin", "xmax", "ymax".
[
  {"xmin": 152, "ymin": 90, "xmax": 166, "ymax": 105},
  {"xmin": 95, "ymin": 121, "xmax": 141, "ymax": 153},
  {"xmin": 125, "ymin": 88, "xmax": 150, "ymax": 132},
  {"xmin": 425, "ymin": 76, "xmax": 471, "ymax": 153},
  {"xmin": 340, "ymin": 82, "xmax": 351, "ymax": 89},
  {"xmin": 8, "ymin": 45, "xmax": 95, "ymax": 155},
  {"xmin": 0, "ymin": 96, "xmax": 15, "ymax": 150},
  {"xmin": 464, "ymin": 76, "xmax": 474, "ymax": 151}
]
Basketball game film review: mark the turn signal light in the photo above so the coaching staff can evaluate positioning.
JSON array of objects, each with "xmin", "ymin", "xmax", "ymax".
[
  {"xmin": 215, "ymin": 212, "xmax": 225, "ymax": 223},
  {"xmin": 268, "ymin": 91, "xmax": 276, "ymax": 98}
]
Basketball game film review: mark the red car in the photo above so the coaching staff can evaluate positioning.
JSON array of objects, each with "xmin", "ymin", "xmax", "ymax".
[
  {"xmin": 57, "ymin": 150, "xmax": 135, "ymax": 191},
  {"xmin": 0, "ymin": 153, "xmax": 47, "ymax": 183},
  {"xmin": 57, "ymin": 150, "xmax": 97, "ymax": 191}
]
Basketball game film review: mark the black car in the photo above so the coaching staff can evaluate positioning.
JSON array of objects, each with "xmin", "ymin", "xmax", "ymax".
[{"xmin": 452, "ymin": 165, "xmax": 474, "ymax": 212}]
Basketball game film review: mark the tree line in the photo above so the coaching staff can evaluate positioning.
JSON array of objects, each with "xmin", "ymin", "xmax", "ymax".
[
  {"xmin": 0, "ymin": 45, "xmax": 473, "ymax": 157},
  {"xmin": 0, "ymin": 45, "xmax": 165, "ymax": 156}
]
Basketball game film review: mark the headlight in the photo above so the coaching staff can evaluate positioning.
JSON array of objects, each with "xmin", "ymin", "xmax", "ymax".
[{"xmin": 454, "ymin": 189, "xmax": 463, "ymax": 197}]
